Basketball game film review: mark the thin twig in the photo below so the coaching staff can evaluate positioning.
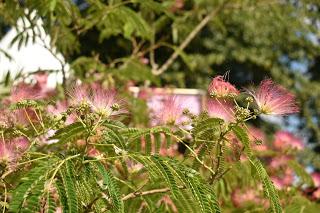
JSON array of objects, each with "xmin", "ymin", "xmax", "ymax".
[
  {"xmin": 152, "ymin": 1, "xmax": 229, "ymax": 75},
  {"xmin": 122, "ymin": 186, "xmax": 185, "ymax": 201}
]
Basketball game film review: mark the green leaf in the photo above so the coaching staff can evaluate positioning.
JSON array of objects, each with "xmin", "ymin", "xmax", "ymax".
[
  {"xmin": 59, "ymin": 161, "xmax": 79, "ymax": 213},
  {"xmin": 9, "ymin": 161, "xmax": 55, "ymax": 212},
  {"xmin": 95, "ymin": 162, "xmax": 124, "ymax": 213},
  {"xmin": 232, "ymin": 126, "xmax": 282, "ymax": 213},
  {"xmin": 49, "ymin": 122, "xmax": 86, "ymax": 145}
]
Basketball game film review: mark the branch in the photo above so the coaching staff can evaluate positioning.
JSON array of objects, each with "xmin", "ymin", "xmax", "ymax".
[
  {"xmin": 152, "ymin": 1, "xmax": 229, "ymax": 75},
  {"xmin": 122, "ymin": 186, "xmax": 185, "ymax": 201}
]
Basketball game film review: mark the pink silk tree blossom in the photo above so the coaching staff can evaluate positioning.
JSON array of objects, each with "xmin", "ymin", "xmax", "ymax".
[
  {"xmin": 152, "ymin": 96, "xmax": 184, "ymax": 125},
  {"xmin": 208, "ymin": 76, "xmax": 239, "ymax": 98},
  {"xmin": 248, "ymin": 126, "xmax": 268, "ymax": 152},
  {"xmin": 69, "ymin": 84, "xmax": 91, "ymax": 106},
  {"xmin": 312, "ymin": 173, "xmax": 320, "ymax": 188},
  {"xmin": 249, "ymin": 79, "xmax": 299, "ymax": 115},
  {"xmin": 206, "ymin": 98, "xmax": 236, "ymax": 123},
  {"xmin": 0, "ymin": 137, "xmax": 29, "ymax": 165},
  {"xmin": 273, "ymin": 131, "xmax": 304, "ymax": 150},
  {"xmin": 90, "ymin": 87, "xmax": 126, "ymax": 117}
]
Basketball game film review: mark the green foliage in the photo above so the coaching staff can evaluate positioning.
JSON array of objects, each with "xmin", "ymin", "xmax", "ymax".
[
  {"xmin": 58, "ymin": 161, "xmax": 79, "ymax": 213},
  {"xmin": 1, "ymin": 0, "xmax": 320, "ymax": 212},
  {"xmin": 9, "ymin": 160, "xmax": 57, "ymax": 212},
  {"xmin": 95, "ymin": 162, "xmax": 124, "ymax": 213},
  {"xmin": 232, "ymin": 126, "xmax": 282, "ymax": 213},
  {"xmin": 49, "ymin": 122, "xmax": 86, "ymax": 145}
]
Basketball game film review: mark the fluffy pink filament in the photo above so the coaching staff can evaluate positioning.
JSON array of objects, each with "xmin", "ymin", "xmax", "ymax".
[
  {"xmin": 5, "ymin": 82, "xmax": 38, "ymax": 104},
  {"xmin": 69, "ymin": 84, "xmax": 90, "ymax": 106},
  {"xmin": 250, "ymin": 79, "xmax": 299, "ymax": 115},
  {"xmin": 248, "ymin": 126, "xmax": 268, "ymax": 151},
  {"xmin": 0, "ymin": 137, "xmax": 29, "ymax": 164},
  {"xmin": 153, "ymin": 96, "xmax": 184, "ymax": 125},
  {"xmin": 90, "ymin": 87, "xmax": 126, "ymax": 116},
  {"xmin": 206, "ymin": 98, "xmax": 235, "ymax": 122},
  {"xmin": 208, "ymin": 76, "xmax": 239, "ymax": 97}
]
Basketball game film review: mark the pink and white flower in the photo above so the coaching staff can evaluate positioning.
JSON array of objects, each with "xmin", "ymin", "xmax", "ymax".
[
  {"xmin": 248, "ymin": 126, "xmax": 268, "ymax": 151},
  {"xmin": 90, "ymin": 87, "xmax": 126, "ymax": 117},
  {"xmin": 69, "ymin": 84, "xmax": 125, "ymax": 117},
  {"xmin": 208, "ymin": 76, "xmax": 239, "ymax": 98},
  {"xmin": 206, "ymin": 98, "xmax": 235, "ymax": 122},
  {"xmin": 47, "ymin": 101, "xmax": 75, "ymax": 124},
  {"xmin": 273, "ymin": 131, "xmax": 304, "ymax": 150},
  {"xmin": 231, "ymin": 188, "xmax": 268, "ymax": 208},
  {"xmin": 152, "ymin": 96, "xmax": 185, "ymax": 125},
  {"xmin": 312, "ymin": 172, "xmax": 320, "ymax": 188},
  {"xmin": 68, "ymin": 84, "xmax": 91, "ymax": 106},
  {"xmin": 249, "ymin": 79, "xmax": 299, "ymax": 115},
  {"xmin": 0, "ymin": 137, "xmax": 29, "ymax": 164}
]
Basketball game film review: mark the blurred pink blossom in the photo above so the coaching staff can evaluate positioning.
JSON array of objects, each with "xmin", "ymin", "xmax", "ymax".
[
  {"xmin": 231, "ymin": 188, "xmax": 268, "ymax": 208},
  {"xmin": 69, "ymin": 84, "xmax": 90, "ymax": 106},
  {"xmin": 90, "ymin": 86, "xmax": 126, "ymax": 117},
  {"xmin": 273, "ymin": 131, "xmax": 304, "ymax": 150},
  {"xmin": 312, "ymin": 172, "xmax": 320, "ymax": 188},
  {"xmin": 248, "ymin": 126, "xmax": 266, "ymax": 142},
  {"xmin": 0, "ymin": 137, "xmax": 29, "ymax": 165},
  {"xmin": 87, "ymin": 148, "xmax": 102, "ymax": 158},
  {"xmin": 313, "ymin": 188, "xmax": 320, "ymax": 200},
  {"xmin": 208, "ymin": 76, "xmax": 239, "ymax": 98},
  {"xmin": 33, "ymin": 72, "xmax": 55, "ymax": 98},
  {"xmin": 271, "ymin": 169, "xmax": 294, "ymax": 190},
  {"xmin": 47, "ymin": 101, "xmax": 76, "ymax": 125},
  {"xmin": 206, "ymin": 98, "xmax": 235, "ymax": 122},
  {"xmin": 269, "ymin": 156, "xmax": 292, "ymax": 168},
  {"xmin": 249, "ymin": 79, "xmax": 299, "ymax": 115},
  {"xmin": 151, "ymin": 96, "xmax": 184, "ymax": 125},
  {"xmin": 69, "ymin": 84, "xmax": 126, "ymax": 117},
  {"xmin": 248, "ymin": 126, "xmax": 268, "ymax": 151},
  {"xmin": 5, "ymin": 82, "xmax": 38, "ymax": 104},
  {"xmin": 157, "ymin": 195, "xmax": 178, "ymax": 212}
]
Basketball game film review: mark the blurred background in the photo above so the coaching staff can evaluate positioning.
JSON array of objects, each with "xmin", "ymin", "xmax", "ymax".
[{"xmin": 0, "ymin": 0, "xmax": 320, "ymax": 167}]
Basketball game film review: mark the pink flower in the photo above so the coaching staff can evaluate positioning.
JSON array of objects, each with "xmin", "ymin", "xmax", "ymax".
[
  {"xmin": 157, "ymin": 195, "xmax": 178, "ymax": 212},
  {"xmin": 5, "ymin": 82, "xmax": 38, "ymax": 104},
  {"xmin": 0, "ymin": 137, "xmax": 29, "ymax": 164},
  {"xmin": 248, "ymin": 126, "xmax": 268, "ymax": 151},
  {"xmin": 87, "ymin": 148, "xmax": 102, "ymax": 158},
  {"xmin": 249, "ymin": 79, "xmax": 299, "ymax": 115},
  {"xmin": 313, "ymin": 188, "xmax": 320, "ymax": 200},
  {"xmin": 90, "ymin": 87, "xmax": 126, "ymax": 117},
  {"xmin": 312, "ymin": 173, "xmax": 320, "ymax": 188},
  {"xmin": 47, "ymin": 101, "xmax": 75, "ymax": 124},
  {"xmin": 273, "ymin": 131, "xmax": 304, "ymax": 150},
  {"xmin": 152, "ymin": 96, "xmax": 184, "ymax": 125},
  {"xmin": 269, "ymin": 155, "xmax": 292, "ymax": 169},
  {"xmin": 208, "ymin": 76, "xmax": 239, "ymax": 98},
  {"xmin": 33, "ymin": 72, "xmax": 55, "ymax": 98},
  {"xmin": 68, "ymin": 84, "xmax": 90, "ymax": 106},
  {"xmin": 271, "ymin": 169, "xmax": 294, "ymax": 190},
  {"xmin": 248, "ymin": 126, "xmax": 266, "ymax": 143},
  {"xmin": 69, "ymin": 84, "xmax": 125, "ymax": 117},
  {"xmin": 271, "ymin": 176, "xmax": 285, "ymax": 190},
  {"xmin": 231, "ymin": 188, "xmax": 268, "ymax": 208},
  {"xmin": 206, "ymin": 98, "xmax": 235, "ymax": 122}
]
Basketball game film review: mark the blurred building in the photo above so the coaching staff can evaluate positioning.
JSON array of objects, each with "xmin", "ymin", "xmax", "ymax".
[{"xmin": 0, "ymin": 11, "xmax": 68, "ymax": 88}]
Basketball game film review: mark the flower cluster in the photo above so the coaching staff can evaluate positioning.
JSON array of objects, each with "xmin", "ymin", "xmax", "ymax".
[
  {"xmin": 0, "ymin": 137, "xmax": 29, "ymax": 166},
  {"xmin": 68, "ymin": 84, "xmax": 126, "ymax": 118},
  {"xmin": 206, "ymin": 76, "xmax": 299, "ymax": 123}
]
